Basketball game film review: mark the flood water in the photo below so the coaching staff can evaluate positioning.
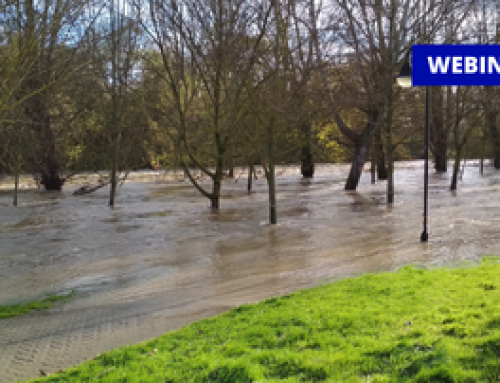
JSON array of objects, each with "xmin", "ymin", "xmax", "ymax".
[{"xmin": 1, "ymin": 162, "xmax": 500, "ymax": 382}]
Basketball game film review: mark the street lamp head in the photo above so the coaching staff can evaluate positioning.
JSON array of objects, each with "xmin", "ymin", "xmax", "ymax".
[{"xmin": 396, "ymin": 51, "xmax": 412, "ymax": 88}]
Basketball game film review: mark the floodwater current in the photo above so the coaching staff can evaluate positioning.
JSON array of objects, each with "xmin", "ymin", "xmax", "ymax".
[{"xmin": 1, "ymin": 162, "xmax": 500, "ymax": 381}]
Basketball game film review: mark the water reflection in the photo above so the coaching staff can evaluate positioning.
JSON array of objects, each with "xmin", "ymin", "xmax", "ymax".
[{"xmin": 1, "ymin": 162, "xmax": 500, "ymax": 381}]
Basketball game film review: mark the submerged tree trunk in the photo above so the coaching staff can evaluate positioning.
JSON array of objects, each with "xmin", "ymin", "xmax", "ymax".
[
  {"xmin": 451, "ymin": 147, "xmax": 462, "ymax": 191},
  {"xmin": 267, "ymin": 121, "xmax": 277, "ymax": 224},
  {"xmin": 40, "ymin": 141, "xmax": 64, "ymax": 191},
  {"xmin": 345, "ymin": 141, "xmax": 369, "ymax": 190},
  {"xmin": 247, "ymin": 163, "xmax": 254, "ymax": 193},
  {"xmin": 211, "ymin": 178, "xmax": 221, "ymax": 209},
  {"xmin": 13, "ymin": 155, "xmax": 19, "ymax": 206},
  {"xmin": 209, "ymin": 132, "xmax": 225, "ymax": 210},
  {"xmin": 374, "ymin": 129, "xmax": 387, "ymax": 180},
  {"xmin": 109, "ymin": 172, "xmax": 117, "ymax": 206},
  {"xmin": 385, "ymin": 89, "xmax": 394, "ymax": 204},
  {"xmin": 370, "ymin": 145, "xmax": 376, "ymax": 184},
  {"xmin": 109, "ymin": 133, "xmax": 121, "ymax": 206},
  {"xmin": 211, "ymin": 147, "xmax": 224, "ymax": 210},
  {"xmin": 300, "ymin": 122, "xmax": 314, "ymax": 178},
  {"xmin": 434, "ymin": 149, "xmax": 447, "ymax": 172},
  {"xmin": 480, "ymin": 127, "xmax": 486, "ymax": 175},
  {"xmin": 300, "ymin": 145, "xmax": 314, "ymax": 178},
  {"xmin": 180, "ymin": 133, "xmax": 226, "ymax": 210},
  {"xmin": 227, "ymin": 146, "xmax": 234, "ymax": 178},
  {"xmin": 345, "ymin": 115, "xmax": 379, "ymax": 191}
]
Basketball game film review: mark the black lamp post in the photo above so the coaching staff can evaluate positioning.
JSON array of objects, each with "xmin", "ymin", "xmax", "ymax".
[{"xmin": 397, "ymin": 51, "xmax": 429, "ymax": 242}]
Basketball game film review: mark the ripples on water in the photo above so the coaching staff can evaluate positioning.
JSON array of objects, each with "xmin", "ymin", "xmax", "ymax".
[{"xmin": 1, "ymin": 161, "xmax": 500, "ymax": 308}]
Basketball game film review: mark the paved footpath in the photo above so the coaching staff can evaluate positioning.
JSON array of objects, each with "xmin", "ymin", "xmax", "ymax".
[
  {"xmin": 0, "ymin": 298, "xmax": 215, "ymax": 382},
  {"xmin": 0, "ymin": 272, "xmax": 298, "ymax": 382}
]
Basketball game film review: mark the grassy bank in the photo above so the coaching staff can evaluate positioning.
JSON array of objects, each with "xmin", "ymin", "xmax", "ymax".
[
  {"xmin": 33, "ymin": 259, "xmax": 500, "ymax": 382},
  {"xmin": 1, "ymin": 291, "xmax": 75, "ymax": 319}
]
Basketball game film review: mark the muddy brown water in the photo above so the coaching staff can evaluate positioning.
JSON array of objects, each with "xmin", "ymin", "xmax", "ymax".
[{"xmin": 1, "ymin": 162, "xmax": 500, "ymax": 382}]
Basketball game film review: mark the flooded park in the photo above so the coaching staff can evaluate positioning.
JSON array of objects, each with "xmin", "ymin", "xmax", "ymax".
[{"xmin": 1, "ymin": 162, "xmax": 500, "ymax": 382}]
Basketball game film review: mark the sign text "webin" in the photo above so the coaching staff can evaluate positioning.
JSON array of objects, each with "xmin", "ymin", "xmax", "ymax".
[{"xmin": 412, "ymin": 45, "xmax": 500, "ymax": 86}]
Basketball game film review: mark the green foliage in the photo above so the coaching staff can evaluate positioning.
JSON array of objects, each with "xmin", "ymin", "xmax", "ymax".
[
  {"xmin": 0, "ymin": 291, "xmax": 75, "ymax": 319},
  {"xmin": 315, "ymin": 121, "xmax": 351, "ymax": 163},
  {"xmin": 66, "ymin": 145, "xmax": 85, "ymax": 169},
  {"xmin": 32, "ymin": 259, "xmax": 500, "ymax": 382}
]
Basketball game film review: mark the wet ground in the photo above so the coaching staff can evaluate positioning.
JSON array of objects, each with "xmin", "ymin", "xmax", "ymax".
[{"xmin": 1, "ymin": 162, "xmax": 500, "ymax": 382}]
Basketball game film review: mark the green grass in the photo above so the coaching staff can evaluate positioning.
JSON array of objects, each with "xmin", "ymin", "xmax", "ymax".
[
  {"xmin": 32, "ymin": 259, "xmax": 500, "ymax": 382},
  {"xmin": 1, "ymin": 291, "xmax": 75, "ymax": 319}
]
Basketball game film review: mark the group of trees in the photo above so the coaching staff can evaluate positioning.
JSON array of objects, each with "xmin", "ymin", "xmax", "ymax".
[{"xmin": 1, "ymin": 0, "xmax": 500, "ymax": 221}]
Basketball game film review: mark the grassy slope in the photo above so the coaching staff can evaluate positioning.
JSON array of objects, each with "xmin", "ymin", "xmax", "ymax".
[
  {"xmin": 33, "ymin": 260, "xmax": 500, "ymax": 382},
  {"xmin": 0, "ymin": 291, "xmax": 74, "ymax": 319}
]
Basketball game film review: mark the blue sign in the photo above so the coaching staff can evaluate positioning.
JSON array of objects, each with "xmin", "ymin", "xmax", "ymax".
[{"xmin": 412, "ymin": 45, "xmax": 500, "ymax": 86}]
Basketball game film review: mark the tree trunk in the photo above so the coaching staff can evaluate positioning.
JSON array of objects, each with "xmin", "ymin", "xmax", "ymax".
[
  {"xmin": 268, "ymin": 121, "xmax": 277, "ymax": 224},
  {"xmin": 247, "ymin": 163, "xmax": 254, "ymax": 193},
  {"xmin": 300, "ymin": 122, "xmax": 314, "ymax": 178},
  {"xmin": 300, "ymin": 145, "xmax": 314, "ymax": 178},
  {"xmin": 432, "ymin": 87, "xmax": 447, "ymax": 172},
  {"xmin": 109, "ymin": 133, "xmax": 121, "ymax": 206},
  {"xmin": 486, "ymin": 109, "xmax": 500, "ymax": 169},
  {"xmin": 226, "ymin": 142, "xmax": 234, "ymax": 178},
  {"xmin": 433, "ymin": 124, "xmax": 448, "ymax": 172},
  {"xmin": 370, "ymin": 145, "xmax": 376, "ymax": 184},
  {"xmin": 344, "ymin": 116, "xmax": 379, "ymax": 191},
  {"xmin": 387, "ymin": 156, "xmax": 394, "ymax": 203},
  {"xmin": 211, "ymin": 175, "xmax": 221, "ymax": 210},
  {"xmin": 109, "ymin": 173, "xmax": 117, "ymax": 206},
  {"xmin": 40, "ymin": 144, "xmax": 63, "ymax": 191},
  {"xmin": 434, "ymin": 151, "xmax": 447, "ymax": 172},
  {"xmin": 480, "ymin": 128, "xmax": 486, "ymax": 175},
  {"xmin": 13, "ymin": 156, "xmax": 19, "ymax": 207},
  {"xmin": 375, "ymin": 129, "xmax": 387, "ymax": 180},
  {"xmin": 211, "ymin": 155, "xmax": 222, "ymax": 210},
  {"xmin": 385, "ymin": 87, "xmax": 394, "ymax": 204},
  {"xmin": 109, "ymin": 0, "xmax": 118, "ymax": 207},
  {"xmin": 345, "ymin": 141, "xmax": 369, "ymax": 190},
  {"xmin": 387, "ymin": 139, "xmax": 394, "ymax": 203},
  {"xmin": 211, "ymin": 181, "xmax": 220, "ymax": 209},
  {"xmin": 211, "ymin": 135, "xmax": 224, "ymax": 210},
  {"xmin": 451, "ymin": 147, "xmax": 462, "ymax": 191}
]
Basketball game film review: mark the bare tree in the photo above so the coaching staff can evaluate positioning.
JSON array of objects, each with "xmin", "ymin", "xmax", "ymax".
[
  {"xmin": 105, "ymin": 0, "xmax": 144, "ymax": 205},
  {"xmin": 311, "ymin": 0, "xmax": 472, "ymax": 197},
  {"xmin": 139, "ymin": 0, "xmax": 272, "ymax": 209}
]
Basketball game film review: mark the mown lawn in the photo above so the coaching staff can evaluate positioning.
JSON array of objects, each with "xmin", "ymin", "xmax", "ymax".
[
  {"xmin": 1, "ymin": 291, "xmax": 75, "ymax": 319},
  {"xmin": 32, "ymin": 259, "xmax": 500, "ymax": 382}
]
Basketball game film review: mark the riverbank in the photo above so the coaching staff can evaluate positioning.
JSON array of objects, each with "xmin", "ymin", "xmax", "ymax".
[
  {"xmin": 32, "ymin": 258, "xmax": 500, "ymax": 382},
  {"xmin": 1, "ymin": 160, "xmax": 488, "ymax": 191},
  {"xmin": 0, "ymin": 165, "xmax": 300, "ymax": 191}
]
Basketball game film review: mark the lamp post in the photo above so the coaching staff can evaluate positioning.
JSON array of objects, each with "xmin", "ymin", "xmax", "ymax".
[{"xmin": 397, "ymin": 51, "xmax": 429, "ymax": 242}]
